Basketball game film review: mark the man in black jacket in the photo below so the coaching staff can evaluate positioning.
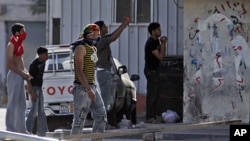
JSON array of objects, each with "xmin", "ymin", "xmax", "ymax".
[
  {"xmin": 144, "ymin": 22, "xmax": 167, "ymax": 123},
  {"xmin": 26, "ymin": 47, "xmax": 48, "ymax": 136}
]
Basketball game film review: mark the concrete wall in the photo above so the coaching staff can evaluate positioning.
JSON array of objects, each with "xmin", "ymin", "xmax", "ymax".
[{"xmin": 183, "ymin": 0, "xmax": 250, "ymax": 123}]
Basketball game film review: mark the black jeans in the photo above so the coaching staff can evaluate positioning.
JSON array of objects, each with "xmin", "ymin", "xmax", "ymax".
[{"xmin": 144, "ymin": 68, "xmax": 160, "ymax": 119}]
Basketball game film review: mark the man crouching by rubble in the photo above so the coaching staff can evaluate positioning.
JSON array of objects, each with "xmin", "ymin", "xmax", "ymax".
[{"xmin": 70, "ymin": 24, "xmax": 107, "ymax": 141}]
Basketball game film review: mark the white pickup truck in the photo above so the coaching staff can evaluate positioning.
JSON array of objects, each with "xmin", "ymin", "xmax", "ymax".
[{"xmin": 25, "ymin": 45, "xmax": 140, "ymax": 132}]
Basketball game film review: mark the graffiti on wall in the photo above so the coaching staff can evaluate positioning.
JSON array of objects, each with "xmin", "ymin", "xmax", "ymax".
[
  {"xmin": 182, "ymin": 0, "xmax": 250, "ymax": 123},
  {"xmin": 186, "ymin": 1, "xmax": 250, "ymax": 103}
]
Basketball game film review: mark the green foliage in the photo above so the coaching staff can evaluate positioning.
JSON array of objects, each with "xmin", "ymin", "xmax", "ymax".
[{"xmin": 28, "ymin": 0, "xmax": 46, "ymax": 15}]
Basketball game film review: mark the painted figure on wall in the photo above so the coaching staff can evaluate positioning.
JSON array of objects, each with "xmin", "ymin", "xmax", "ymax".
[{"xmin": 184, "ymin": 0, "xmax": 250, "ymax": 123}]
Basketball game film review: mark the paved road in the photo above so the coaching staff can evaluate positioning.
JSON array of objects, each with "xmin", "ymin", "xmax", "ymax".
[
  {"xmin": 0, "ymin": 106, "xmax": 142, "ymax": 141},
  {"xmin": 0, "ymin": 104, "xmax": 232, "ymax": 141}
]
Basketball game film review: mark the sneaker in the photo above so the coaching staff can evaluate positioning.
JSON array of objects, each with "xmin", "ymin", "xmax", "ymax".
[{"xmin": 145, "ymin": 118, "xmax": 156, "ymax": 123}]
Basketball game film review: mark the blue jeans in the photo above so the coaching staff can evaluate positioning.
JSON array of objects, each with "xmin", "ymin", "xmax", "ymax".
[
  {"xmin": 96, "ymin": 70, "xmax": 112, "ymax": 111},
  {"xmin": 71, "ymin": 83, "xmax": 107, "ymax": 135},
  {"xmin": 6, "ymin": 71, "xmax": 27, "ymax": 134},
  {"xmin": 26, "ymin": 86, "xmax": 48, "ymax": 136}
]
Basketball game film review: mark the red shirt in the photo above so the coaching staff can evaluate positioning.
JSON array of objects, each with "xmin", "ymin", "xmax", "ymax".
[{"xmin": 9, "ymin": 32, "xmax": 26, "ymax": 56}]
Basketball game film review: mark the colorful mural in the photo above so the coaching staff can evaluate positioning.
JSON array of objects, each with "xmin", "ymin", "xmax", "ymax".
[{"xmin": 184, "ymin": 0, "xmax": 250, "ymax": 123}]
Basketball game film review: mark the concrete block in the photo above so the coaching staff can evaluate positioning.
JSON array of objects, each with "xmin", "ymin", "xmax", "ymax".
[
  {"xmin": 154, "ymin": 132, "xmax": 163, "ymax": 140},
  {"xmin": 142, "ymin": 133, "xmax": 154, "ymax": 141}
]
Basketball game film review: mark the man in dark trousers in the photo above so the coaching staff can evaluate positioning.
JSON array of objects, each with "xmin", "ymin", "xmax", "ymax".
[
  {"xmin": 26, "ymin": 47, "xmax": 49, "ymax": 136},
  {"xmin": 144, "ymin": 22, "xmax": 167, "ymax": 123}
]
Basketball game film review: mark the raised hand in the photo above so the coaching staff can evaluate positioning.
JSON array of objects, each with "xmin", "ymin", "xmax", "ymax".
[{"xmin": 123, "ymin": 16, "xmax": 130, "ymax": 26}]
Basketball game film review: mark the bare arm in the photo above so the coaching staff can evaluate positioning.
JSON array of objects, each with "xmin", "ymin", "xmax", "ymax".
[
  {"xmin": 74, "ymin": 45, "xmax": 96, "ymax": 100},
  {"xmin": 152, "ymin": 36, "xmax": 167, "ymax": 60},
  {"xmin": 109, "ymin": 17, "xmax": 130, "ymax": 42}
]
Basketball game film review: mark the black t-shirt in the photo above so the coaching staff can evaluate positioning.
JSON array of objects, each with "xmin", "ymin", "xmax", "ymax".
[
  {"xmin": 144, "ymin": 37, "xmax": 160, "ymax": 70},
  {"xmin": 29, "ymin": 58, "xmax": 45, "ymax": 87}
]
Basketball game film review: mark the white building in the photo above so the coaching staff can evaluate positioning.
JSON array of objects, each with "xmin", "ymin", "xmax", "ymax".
[
  {"xmin": 47, "ymin": 0, "xmax": 184, "ymax": 94},
  {"xmin": 0, "ymin": 0, "xmax": 184, "ymax": 96},
  {"xmin": 0, "ymin": 0, "xmax": 184, "ymax": 110},
  {"xmin": 0, "ymin": 0, "xmax": 46, "ymax": 97}
]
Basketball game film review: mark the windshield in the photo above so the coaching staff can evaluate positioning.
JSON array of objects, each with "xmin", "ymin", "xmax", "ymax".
[{"xmin": 44, "ymin": 51, "xmax": 73, "ymax": 72}]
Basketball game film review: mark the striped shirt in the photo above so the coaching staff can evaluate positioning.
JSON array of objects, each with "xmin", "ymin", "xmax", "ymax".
[{"xmin": 74, "ymin": 44, "xmax": 98, "ymax": 84}]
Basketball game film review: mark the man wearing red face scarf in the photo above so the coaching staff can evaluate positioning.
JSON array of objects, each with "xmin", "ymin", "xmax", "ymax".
[{"xmin": 6, "ymin": 23, "xmax": 33, "ymax": 134}]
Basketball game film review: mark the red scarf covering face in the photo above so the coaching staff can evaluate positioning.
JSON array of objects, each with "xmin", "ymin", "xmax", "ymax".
[{"xmin": 10, "ymin": 32, "xmax": 27, "ymax": 56}]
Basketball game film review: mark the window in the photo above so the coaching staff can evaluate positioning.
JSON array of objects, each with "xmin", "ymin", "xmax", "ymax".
[
  {"xmin": 45, "ymin": 52, "xmax": 73, "ymax": 72},
  {"xmin": 52, "ymin": 18, "xmax": 60, "ymax": 44},
  {"xmin": 115, "ymin": 0, "xmax": 151, "ymax": 23}
]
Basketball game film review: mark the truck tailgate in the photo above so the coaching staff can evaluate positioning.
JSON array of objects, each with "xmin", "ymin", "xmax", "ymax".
[{"xmin": 43, "ymin": 76, "xmax": 74, "ymax": 103}]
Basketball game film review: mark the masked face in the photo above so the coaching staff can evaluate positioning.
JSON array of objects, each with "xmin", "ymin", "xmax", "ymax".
[
  {"xmin": 18, "ymin": 31, "xmax": 27, "ymax": 41},
  {"xmin": 84, "ymin": 36, "xmax": 101, "ymax": 46},
  {"xmin": 93, "ymin": 36, "xmax": 101, "ymax": 45},
  {"xmin": 85, "ymin": 31, "xmax": 101, "ymax": 46},
  {"xmin": 15, "ymin": 28, "xmax": 27, "ymax": 42}
]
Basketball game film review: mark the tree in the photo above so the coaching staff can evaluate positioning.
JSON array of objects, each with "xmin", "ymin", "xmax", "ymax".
[{"xmin": 28, "ymin": 0, "xmax": 46, "ymax": 15}]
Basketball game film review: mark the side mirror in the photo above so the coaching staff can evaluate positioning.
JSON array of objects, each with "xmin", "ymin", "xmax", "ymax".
[
  {"xmin": 130, "ymin": 74, "xmax": 140, "ymax": 81},
  {"xmin": 117, "ymin": 65, "xmax": 127, "ymax": 74}
]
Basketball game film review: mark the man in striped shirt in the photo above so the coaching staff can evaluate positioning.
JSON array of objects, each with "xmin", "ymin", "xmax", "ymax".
[{"xmin": 70, "ymin": 24, "xmax": 107, "ymax": 140}]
